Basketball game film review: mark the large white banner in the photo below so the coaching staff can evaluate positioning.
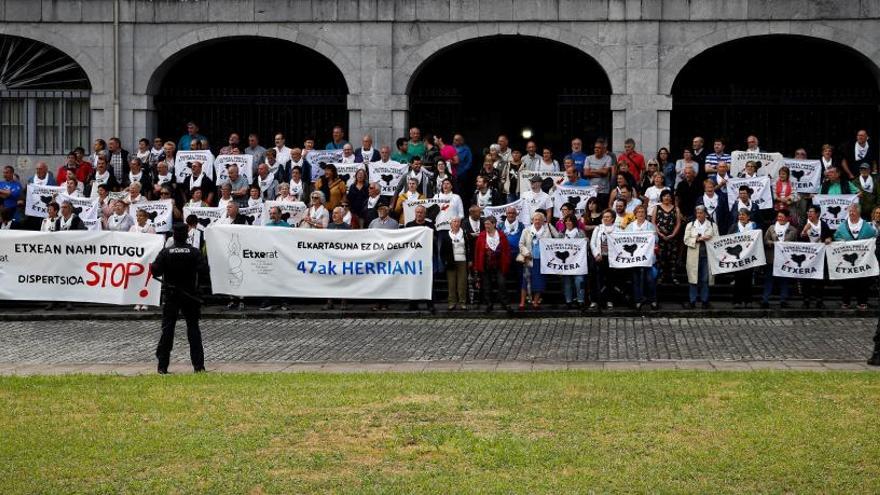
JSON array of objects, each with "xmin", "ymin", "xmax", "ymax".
[
  {"xmin": 204, "ymin": 225, "xmax": 433, "ymax": 299},
  {"xmin": 24, "ymin": 184, "xmax": 64, "ymax": 218},
  {"xmin": 783, "ymin": 159, "xmax": 822, "ymax": 193},
  {"xmin": 174, "ymin": 150, "xmax": 215, "ymax": 183},
  {"xmin": 483, "ymin": 199, "xmax": 529, "ymax": 226},
  {"xmin": 518, "ymin": 170, "xmax": 567, "ymax": 193},
  {"xmin": 539, "ymin": 238, "xmax": 589, "ymax": 275},
  {"xmin": 812, "ymin": 194, "xmax": 859, "ymax": 231},
  {"xmin": 706, "ymin": 230, "xmax": 766, "ymax": 275},
  {"xmin": 306, "ymin": 150, "xmax": 344, "ymax": 182},
  {"xmin": 183, "ymin": 205, "xmax": 224, "ymax": 229},
  {"xmin": 368, "ymin": 161, "xmax": 408, "ymax": 196},
  {"xmin": 214, "ymin": 154, "xmax": 254, "ymax": 186},
  {"xmin": 127, "ymin": 199, "xmax": 174, "ymax": 233},
  {"xmin": 262, "ymin": 200, "xmax": 307, "ymax": 227},
  {"xmin": 0, "ymin": 230, "xmax": 163, "ymax": 305},
  {"xmin": 730, "ymin": 151, "xmax": 785, "ymax": 178},
  {"xmin": 56, "ymin": 193, "xmax": 101, "ymax": 231},
  {"xmin": 826, "ymin": 240, "xmax": 879, "ymax": 280},
  {"xmin": 553, "ymin": 185, "xmax": 598, "ymax": 217},
  {"xmin": 607, "ymin": 232, "xmax": 656, "ymax": 268},
  {"xmin": 773, "ymin": 241, "xmax": 826, "ymax": 279},
  {"xmin": 726, "ymin": 176, "xmax": 773, "ymax": 210}
]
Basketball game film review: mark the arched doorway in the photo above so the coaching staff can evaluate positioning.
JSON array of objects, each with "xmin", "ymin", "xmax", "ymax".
[
  {"xmin": 671, "ymin": 35, "xmax": 880, "ymax": 156},
  {"xmin": 0, "ymin": 35, "xmax": 91, "ymax": 155},
  {"xmin": 408, "ymin": 35, "xmax": 612, "ymax": 155},
  {"xmin": 153, "ymin": 37, "xmax": 348, "ymax": 150}
]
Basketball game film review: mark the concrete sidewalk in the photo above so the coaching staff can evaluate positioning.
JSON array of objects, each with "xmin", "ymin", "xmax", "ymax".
[{"xmin": 1, "ymin": 359, "xmax": 877, "ymax": 376}]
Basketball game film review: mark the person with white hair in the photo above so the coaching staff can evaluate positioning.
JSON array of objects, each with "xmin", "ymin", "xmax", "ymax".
[
  {"xmin": 683, "ymin": 205, "xmax": 718, "ymax": 309},
  {"xmin": 301, "ymin": 191, "xmax": 330, "ymax": 229},
  {"xmin": 517, "ymin": 211, "xmax": 558, "ymax": 310}
]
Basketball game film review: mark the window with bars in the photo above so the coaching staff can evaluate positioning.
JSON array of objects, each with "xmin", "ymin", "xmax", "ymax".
[{"xmin": 0, "ymin": 91, "xmax": 90, "ymax": 154}]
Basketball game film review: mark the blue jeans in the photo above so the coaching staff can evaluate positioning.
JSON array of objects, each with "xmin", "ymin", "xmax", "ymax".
[
  {"xmin": 562, "ymin": 275, "xmax": 585, "ymax": 303},
  {"xmin": 632, "ymin": 267, "xmax": 657, "ymax": 304},
  {"xmin": 762, "ymin": 275, "xmax": 790, "ymax": 303},
  {"xmin": 689, "ymin": 253, "xmax": 709, "ymax": 304}
]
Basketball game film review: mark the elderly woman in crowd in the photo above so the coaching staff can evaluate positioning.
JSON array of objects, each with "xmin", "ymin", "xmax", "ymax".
[
  {"xmin": 473, "ymin": 216, "xmax": 512, "ymax": 313},
  {"xmin": 626, "ymin": 204, "xmax": 658, "ymax": 310},
  {"xmin": 301, "ymin": 190, "xmax": 330, "ymax": 229},
  {"xmin": 518, "ymin": 211, "xmax": 557, "ymax": 310},
  {"xmin": 834, "ymin": 203, "xmax": 878, "ymax": 310},
  {"xmin": 559, "ymin": 214, "xmax": 587, "ymax": 309},
  {"xmin": 105, "ymin": 200, "xmax": 133, "ymax": 231},
  {"xmin": 129, "ymin": 208, "xmax": 156, "ymax": 234},
  {"xmin": 683, "ymin": 205, "xmax": 717, "ymax": 309},
  {"xmin": 441, "ymin": 216, "xmax": 471, "ymax": 310},
  {"xmin": 761, "ymin": 209, "xmax": 798, "ymax": 308},
  {"xmin": 589, "ymin": 209, "xmax": 618, "ymax": 309},
  {"xmin": 729, "ymin": 208, "xmax": 760, "ymax": 308}
]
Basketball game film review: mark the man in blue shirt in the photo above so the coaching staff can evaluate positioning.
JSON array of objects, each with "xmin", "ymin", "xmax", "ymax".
[
  {"xmin": 325, "ymin": 125, "xmax": 349, "ymax": 150},
  {"xmin": 0, "ymin": 166, "xmax": 22, "ymax": 218},
  {"xmin": 177, "ymin": 121, "xmax": 206, "ymax": 151},
  {"xmin": 704, "ymin": 138, "xmax": 732, "ymax": 176},
  {"xmin": 264, "ymin": 206, "xmax": 293, "ymax": 227},
  {"xmin": 561, "ymin": 161, "xmax": 589, "ymax": 187},
  {"xmin": 564, "ymin": 138, "xmax": 588, "ymax": 175}
]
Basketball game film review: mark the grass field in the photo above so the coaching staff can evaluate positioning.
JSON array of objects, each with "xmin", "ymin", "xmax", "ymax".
[{"xmin": 1, "ymin": 370, "xmax": 879, "ymax": 494}]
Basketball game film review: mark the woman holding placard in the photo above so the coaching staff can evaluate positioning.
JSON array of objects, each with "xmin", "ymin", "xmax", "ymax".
[
  {"xmin": 683, "ymin": 205, "xmax": 718, "ymax": 309},
  {"xmin": 517, "ymin": 211, "xmax": 557, "ymax": 310},
  {"xmin": 560, "ymin": 214, "xmax": 587, "ymax": 309},
  {"xmin": 799, "ymin": 205, "xmax": 832, "ymax": 309},
  {"xmin": 626, "ymin": 204, "xmax": 658, "ymax": 310},
  {"xmin": 589, "ymin": 209, "xmax": 619, "ymax": 309},
  {"xmin": 833, "ymin": 204, "xmax": 878, "ymax": 310},
  {"xmin": 729, "ymin": 208, "xmax": 761, "ymax": 308}
]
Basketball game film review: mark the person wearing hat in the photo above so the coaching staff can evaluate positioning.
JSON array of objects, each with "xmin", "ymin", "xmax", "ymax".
[
  {"xmin": 313, "ymin": 162, "xmax": 348, "ymax": 211},
  {"xmin": 520, "ymin": 174, "xmax": 553, "ymax": 222},
  {"xmin": 150, "ymin": 222, "xmax": 210, "ymax": 374},
  {"xmin": 729, "ymin": 184, "xmax": 760, "ymax": 226}
]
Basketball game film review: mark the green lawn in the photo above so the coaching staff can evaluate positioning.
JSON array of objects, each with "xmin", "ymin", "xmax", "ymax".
[{"xmin": 1, "ymin": 371, "xmax": 879, "ymax": 494}]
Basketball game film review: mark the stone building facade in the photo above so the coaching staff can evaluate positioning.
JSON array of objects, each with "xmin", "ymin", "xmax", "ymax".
[{"xmin": 2, "ymin": 0, "xmax": 880, "ymax": 173}]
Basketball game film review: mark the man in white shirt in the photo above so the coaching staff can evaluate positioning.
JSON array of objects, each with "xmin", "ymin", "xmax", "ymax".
[
  {"xmin": 274, "ymin": 133, "xmax": 291, "ymax": 165},
  {"xmin": 520, "ymin": 175, "xmax": 553, "ymax": 220}
]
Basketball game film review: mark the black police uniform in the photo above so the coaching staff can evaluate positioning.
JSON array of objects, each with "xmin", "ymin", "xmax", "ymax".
[{"xmin": 151, "ymin": 225, "xmax": 209, "ymax": 373}]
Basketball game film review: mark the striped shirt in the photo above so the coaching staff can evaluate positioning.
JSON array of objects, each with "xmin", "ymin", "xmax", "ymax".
[{"xmin": 704, "ymin": 152, "xmax": 732, "ymax": 172}]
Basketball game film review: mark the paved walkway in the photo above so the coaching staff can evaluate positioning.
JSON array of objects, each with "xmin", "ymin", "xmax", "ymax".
[{"xmin": 0, "ymin": 317, "xmax": 878, "ymax": 375}]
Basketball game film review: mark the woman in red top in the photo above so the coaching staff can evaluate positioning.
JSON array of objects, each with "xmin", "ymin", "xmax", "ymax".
[{"xmin": 473, "ymin": 216, "xmax": 512, "ymax": 313}]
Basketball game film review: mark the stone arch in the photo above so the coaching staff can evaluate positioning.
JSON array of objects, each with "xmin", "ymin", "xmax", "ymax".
[
  {"xmin": 0, "ymin": 26, "xmax": 100, "ymax": 93},
  {"xmin": 140, "ymin": 24, "xmax": 358, "ymax": 96},
  {"xmin": 661, "ymin": 24, "xmax": 880, "ymax": 95},
  {"xmin": 395, "ymin": 24, "xmax": 623, "ymax": 96}
]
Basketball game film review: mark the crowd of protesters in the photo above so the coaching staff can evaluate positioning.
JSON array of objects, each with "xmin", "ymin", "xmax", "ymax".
[{"xmin": 1, "ymin": 121, "xmax": 879, "ymax": 312}]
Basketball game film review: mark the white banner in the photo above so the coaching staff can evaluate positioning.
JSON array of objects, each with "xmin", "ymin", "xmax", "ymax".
[
  {"xmin": 0, "ymin": 230, "xmax": 163, "ymax": 305},
  {"xmin": 214, "ymin": 154, "xmax": 254, "ymax": 186},
  {"xmin": 773, "ymin": 241, "xmax": 826, "ymax": 279},
  {"xmin": 518, "ymin": 170, "xmax": 567, "ymax": 193},
  {"xmin": 306, "ymin": 150, "xmax": 344, "ymax": 182},
  {"xmin": 726, "ymin": 176, "xmax": 773, "ymax": 210},
  {"xmin": 730, "ymin": 150, "xmax": 785, "ymax": 178},
  {"xmin": 183, "ymin": 205, "xmax": 224, "ymax": 229},
  {"xmin": 333, "ymin": 162, "xmax": 364, "ymax": 188},
  {"xmin": 204, "ymin": 225, "xmax": 433, "ymax": 299},
  {"xmin": 56, "ymin": 193, "xmax": 101, "ymax": 231},
  {"xmin": 826, "ymin": 240, "xmax": 879, "ymax": 280},
  {"xmin": 783, "ymin": 159, "xmax": 822, "ymax": 193},
  {"xmin": 607, "ymin": 232, "xmax": 656, "ymax": 268},
  {"xmin": 483, "ymin": 199, "xmax": 529, "ymax": 226},
  {"xmin": 706, "ymin": 230, "xmax": 766, "ymax": 275},
  {"xmin": 127, "ymin": 199, "xmax": 174, "ymax": 233},
  {"xmin": 553, "ymin": 185, "xmax": 598, "ymax": 218},
  {"xmin": 812, "ymin": 194, "xmax": 859, "ymax": 231},
  {"xmin": 174, "ymin": 150, "xmax": 215, "ymax": 183},
  {"xmin": 24, "ymin": 184, "xmax": 64, "ymax": 218},
  {"xmin": 539, "ymin": 238, "xmax": 589, "ymax": 275},
  {"xmin": 402, "ymin": 196, "xmax": 453, "ymax": 226},
  {"xmin": 262, "ymin": 200, "xmax": 307, "ymax": 226},
  {"xmin": 368, "ymin": 161, "xmax": 408, "ymax": 196},
  {"xmin": 238, "ymin": 203, "xmax": 264, "ymax": 226}
]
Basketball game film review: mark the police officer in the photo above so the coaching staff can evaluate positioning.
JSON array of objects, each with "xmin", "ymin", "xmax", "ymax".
[{"xmin": 151, "ymin": 222, "xmax": 209, "ymax": 374}]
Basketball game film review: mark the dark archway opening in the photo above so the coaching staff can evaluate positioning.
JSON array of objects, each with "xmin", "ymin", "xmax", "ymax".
[
  {"xmin": 408, "ymin": 35, "xmax": 612, "ymax": 155},
  {"xmin": 154, "ymin": 37, "xmax": 348, "ymax": 151},
  {"xmin": 671, "ymin": 35, "xmax": 880, "ymax": 157}
]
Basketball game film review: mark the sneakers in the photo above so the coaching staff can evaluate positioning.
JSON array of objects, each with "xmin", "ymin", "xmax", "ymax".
[
  {"xmin": 606, "ymin": 302, "xmax": 614, "ymax": 309},
  {"xmin": 589, "ymin": 302, "xmax": 598, "ymax": 309}
]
